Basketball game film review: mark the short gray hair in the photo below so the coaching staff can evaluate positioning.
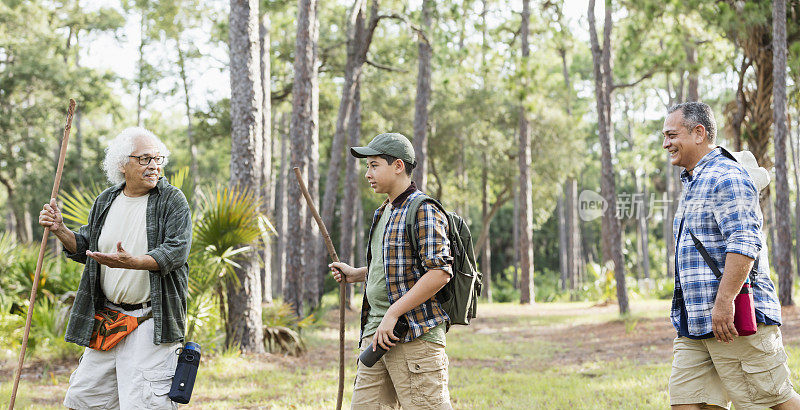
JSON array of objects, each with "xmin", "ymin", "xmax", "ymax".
[
  {"xmin": 102, "ymin": 127, "xmax": 170, "ymax": 185},
  {"xmin": 667, "ymin": 102, "xmax": 717, "ymax": 143}
]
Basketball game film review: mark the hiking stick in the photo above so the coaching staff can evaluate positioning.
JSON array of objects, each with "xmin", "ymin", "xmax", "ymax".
[
  {"xmin": 8, "ymin": 99, "xmax": 76, "ymax": 410},
  {"xmin": 293, "ymin": 167, "xmax": 345, "ymax": 410}
]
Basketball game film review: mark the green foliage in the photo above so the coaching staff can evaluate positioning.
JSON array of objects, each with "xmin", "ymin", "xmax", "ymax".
[
  {"xmin": 60, "ymin": 183, "xmax": 105, "ymax": 229},
  {"xmin": 491, "ymin": 268, "xmax": 521, "ymax": 303},
  {"xmin": 193, "ymin": 186, "xmax": 264, "ymax": 257},
  {"xmin": 261, "ymin": 301, "xmax": 310, "ymax": 355}
]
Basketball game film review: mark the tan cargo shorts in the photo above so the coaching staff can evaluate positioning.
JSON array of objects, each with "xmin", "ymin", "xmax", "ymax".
[
  {"xmin": 63, "ymin": 303, "xmax": 180, "ymax": 410},
  {"xmin": 669, "ymin": 324, "xmax": 799, "ymax": 409},
  {"xmin": 352, "ymin": 335, "xmax": 452, "ymax": 409}
]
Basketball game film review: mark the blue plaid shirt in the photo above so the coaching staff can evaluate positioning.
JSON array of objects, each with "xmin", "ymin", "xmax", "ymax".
[{"xmin": 672, "ymin": 147, "xmax": 781, "ymax": 336}]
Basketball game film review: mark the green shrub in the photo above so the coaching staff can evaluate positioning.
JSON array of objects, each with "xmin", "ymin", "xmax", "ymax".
[{"xmin": 492, "ymin": 267, "xmax": 521, "ymax": 303}]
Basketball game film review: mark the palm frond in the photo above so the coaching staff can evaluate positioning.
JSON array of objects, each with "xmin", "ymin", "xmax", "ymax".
[
  {"xmin": 169, "ymin": 166, "xmax": 190, "ymax": 193},
  {"xmin": 193, "ymin": 185, "xmax": 263, "ymax": 254},
  {"xmin": 60, "ymin": 182, "xmax": 104, "ymax": 229}
]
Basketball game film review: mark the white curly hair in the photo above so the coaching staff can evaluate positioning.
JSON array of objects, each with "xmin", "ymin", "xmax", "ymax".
[{"xmin": 102, "ymin": 127, "xmax": 170, "ymax": 185}]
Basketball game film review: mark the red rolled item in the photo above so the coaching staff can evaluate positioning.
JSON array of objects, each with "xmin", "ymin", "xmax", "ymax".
[{"xmin": 733, "ymin": 282, "xmax": 757, "ymax": 336}]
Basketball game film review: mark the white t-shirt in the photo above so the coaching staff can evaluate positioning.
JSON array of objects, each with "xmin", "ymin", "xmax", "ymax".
[{"xmin": 98, "ymin": 192, "xmax": 151, "ymax": 304}]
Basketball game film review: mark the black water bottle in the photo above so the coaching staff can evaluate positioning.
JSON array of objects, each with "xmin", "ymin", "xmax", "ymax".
[
  {"xmin": 359, "ymin": 318, "xmax": 409, "ymax": 367},
  {"xmin": 169, "ymin": 342, "xmax": 201, "ymax": 404}
]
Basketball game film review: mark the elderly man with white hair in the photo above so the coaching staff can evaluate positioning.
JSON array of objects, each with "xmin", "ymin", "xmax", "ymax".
[{"xmin": 39, "ymin": 127, "xmax": 191, "ymax": 409}]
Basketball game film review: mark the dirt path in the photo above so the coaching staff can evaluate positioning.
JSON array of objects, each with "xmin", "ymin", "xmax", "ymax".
[{"xmin": 5, "ymin": 301, "xmax": 800, "ymax": 403}]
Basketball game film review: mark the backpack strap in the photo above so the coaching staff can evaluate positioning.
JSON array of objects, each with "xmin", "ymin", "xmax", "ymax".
[
  {"xmin": 404, "ymin": 194, "xmax": 448, "ymax": 262},
  {"xmin": 688, "ymin": 229, "xmax": 758, "ymax": 283}
]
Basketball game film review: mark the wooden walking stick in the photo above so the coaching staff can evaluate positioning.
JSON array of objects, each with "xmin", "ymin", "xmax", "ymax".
[
  {"xmin": 8, "ymin": 99, "xmax": 76, "ymax": 410},
  {"xmin": 293, "ymin": 167, "xmax": 346, "ymax": 410}
]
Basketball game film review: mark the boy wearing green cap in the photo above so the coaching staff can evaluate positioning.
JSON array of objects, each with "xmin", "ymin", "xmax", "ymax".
[{"xmin": 330, "ymin": 132, "xmax": 454, "ymax": 409}]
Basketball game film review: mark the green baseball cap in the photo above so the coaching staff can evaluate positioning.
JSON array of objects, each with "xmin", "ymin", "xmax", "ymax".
[{"xmin": 350, "ymin": 132, "xmax": 416, "ymax": 165}]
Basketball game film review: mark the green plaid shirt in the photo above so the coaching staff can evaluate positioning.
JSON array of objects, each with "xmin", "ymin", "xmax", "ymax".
[
  {"xmin": 64, "ymin": 177, "xmax": 192, "ymax": 346},
  {"xmin": 361, "ymin": 183, "xmax": 453, "ymax": 343}
]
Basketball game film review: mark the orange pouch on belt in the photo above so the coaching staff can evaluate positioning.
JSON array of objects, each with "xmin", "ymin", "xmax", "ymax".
[{"xmin": 89, "ymin": 307, "xmax": 152, "ymax": 351}]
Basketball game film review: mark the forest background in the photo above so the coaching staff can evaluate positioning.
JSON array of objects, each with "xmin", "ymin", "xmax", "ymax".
[{"xmin": 1, "ymin": 0, "xmax": 800, "ymax": 407}]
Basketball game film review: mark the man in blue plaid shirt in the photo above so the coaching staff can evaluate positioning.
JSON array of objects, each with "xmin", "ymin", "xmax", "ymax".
[{"xmin": 665, "ymin": 102, "xmax": 800, "ymax": 409}]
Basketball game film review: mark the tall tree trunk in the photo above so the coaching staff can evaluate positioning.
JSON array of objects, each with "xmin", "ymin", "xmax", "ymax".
[
  {"xmin": 517, "ymin": 0, "xmax": 534, "ymax": 304},
  {"xmin": 177, "ymin": 43, "xmax": 200, "ymax": 193},
  {"xmin": 456, "ymin": 133, "xmax": 467, "ymax": 216},
  {"xmin": 685, "ymin": 43, "xmax": 699, "ymax": 102},
  {"xmin": 557, "ymin": 24, "xmax": 582, "ymax": 291},
  {"xmin": 636, "ymin": 171, "xmax": 651, "ymax": 280},
  {"xmin": 286, "ymin": 0, "xmax": 318, "ymax": 316},
  {"xmin": 260, "ymin": 13, "xmax": 273, "ymax": 304},
  {"xmin": 305, "ymin": 13, "xmax": 322, "ymax": 310},
  {"xmin": 729, "ymin": 55, "xmax": 750, "ymax": 152},
  {"xmin": 558, "ymin": 194, "xmax": 568, "ymax": 290},
  {"xmin": 479, "ymin": 0, "xmax": 492, "ymax": 302},
  {"xmin": 136, "ymin": 12, "xmax": 146, "ymax": 127},
  {"xmin": 742, "ymin": 22, "xmax": 774, "ymax": 215},
  {"xmin": 481, "ymin": 151, "xmax": 492, "ymax": 301},
  {"xmin": 318, "ymin": 0, "xmax": 380, "ymax": 300},
  {"xmin": 772, "ymin": 0, "xmax": 793, "ymax": 306},
  {"xmin": 588, "ymin": 0, "xmax": 628, "ymax": 314},
  {"xmin": 565, "ymin": 178, "xmax": 581, "ymax": 289},
  {"xmin": 4, "ymin": 182, "xmax": 31, "ymax": 244},
  {"xmin": 320, "ymin": 0, "xmax": 368, "ymax": 231},
  {"xmin": 228, "ymin": 0, "xmax": 265, "ymax": 352},
  {"xmin": 412, "ymin": 0, "xmax": 433, "ymax": 191},
  {"xmin": 273, "ymin": 114, "xmax": 289, "ymax": 299},
  {"xmin": 340, "ymin": 81, "xmax": 362, "ymax": 310},
  {"xmin": 664, "ymin": 155, "xmax": 678, "ymax": 279},
  {"xmin": 512, "ymin": 183, "xmax": 519, "ymax": 289},
  {"xmin": 789, "ymin": 115, "xmax": 800, "ymax": 279},
  {"xmin": 74, "ymin": 33, "xmax": 83, "ymax": 181}
]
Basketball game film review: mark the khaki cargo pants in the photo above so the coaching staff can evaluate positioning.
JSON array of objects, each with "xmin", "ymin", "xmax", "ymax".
[
  {"xmin": 669, "ymin": 324, "xmax": 799, "ymax": 409},
  {"xmin": 352, "ymin": 335, "xmax": 452, "ymax": 409}
]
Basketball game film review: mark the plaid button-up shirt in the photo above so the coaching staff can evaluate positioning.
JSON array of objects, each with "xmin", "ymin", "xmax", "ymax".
[
  {"xmin": 64, "ymin": 177, "xmax": 192, "ymax": 346},
  {"xmin": 361, "ymin": 183, "xmax": 454, "ymax": 343},
  {"xmin": 672, "ymin": 147, "xmax": 781, "ymax": 336}
]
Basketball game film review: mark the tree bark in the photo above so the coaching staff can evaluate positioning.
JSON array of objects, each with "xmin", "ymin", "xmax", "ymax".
[
  {"xmin": 228, "ymin": 0, "xmax": 265, "ymax": 352},
  {"xmin": 481, "ymin": 151, "xmax": 492, "ymax": 301},
  {"xmin": 317, "ymin": 0, "xmax": 380, "ymax": 301},
  {"xmin": 136, "ymin": 11, "xmax": 146, "ymax": 127},
  {"xmin": 512, "ymin": 184, "xmax": 519, "ymax": 289},
  {"xmin": 479, "ymin": 0, "xmax": 492, "ymax": 302},
  {"xmin": 518, "ymin": 0, "xmax": 534, "ymax": 304},
  {"xmin": 636, "ymin": 171, "xmax": 651, "ymax": 280},
  {"xmin": 685, "ymin": 43, "xmax": 699, "ymax": 102},
  {"xmin": 177, "ymin": 44, "xmax": 199, "ymax": 193},
  {"xmin": 286, "ymin": 0, "xmax": 318, "ymax": 316},
  {"xmin": 788, "ymin": 115, "xmax": 800, "ymax": 279},
  {"xmin": 588, "ymin": 0, "xmax": 628, "ymax": 314},
  {"xmin": 772, "ymin": 0, "xmax": 793, "ymax": 306},
  {"xmin": 273, "ymin": 114, "xmax": 289, "ymax": 299},
  {"xmin": 565, "ymin": 178, "xmax": 581, "ymax": 289},
  {"xmin": 412, "ymin": 0, "xmax": 433, "ymax": 192},
  {"xmin": 305, "ymin": 12, "xmax": 322, "ymax": 310},
  {"xmin": 340, "ymin": 80, "xmax": 362, "ymax": 311},
  {"xmin": 260, "ymin": 13, "xmax": 273, "ymax": 304},
  {"xmin": 320, "ymin": 0, "xmax": 370, "ymax": 232},
  {"xmin": 558, "ymin": 194, "xmax": 568, "ymax": 290},
  {"xmin": 557, "ymin": 24, "xmax": 583, "ymax": 291}
]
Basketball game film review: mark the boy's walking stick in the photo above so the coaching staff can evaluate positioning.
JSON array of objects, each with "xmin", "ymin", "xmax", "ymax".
[
  {"xmin": 8, "ymin": 99, "xmax": 76, "ymax": 410},
  {"xmin": 293, "ymin": 167, "xmax": 345, "ymax": 410}
]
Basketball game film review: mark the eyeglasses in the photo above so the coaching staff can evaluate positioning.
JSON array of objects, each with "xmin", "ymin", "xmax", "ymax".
[{"xmin": 129, "ymin": 155, "xmax": 165, "ymax": 166}]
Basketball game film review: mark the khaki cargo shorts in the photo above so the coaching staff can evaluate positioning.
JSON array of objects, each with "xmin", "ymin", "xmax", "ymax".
[
  {"xmin": 63, "ymin": 303, "xmax": 180, "ymax": 410},
  {"xmin": 352, "ymin": 335, "xmax": 452, "ymax": 409},
  {"xmin": 669, "ymin": 324, "xmax": 799, "ymax": 409}
]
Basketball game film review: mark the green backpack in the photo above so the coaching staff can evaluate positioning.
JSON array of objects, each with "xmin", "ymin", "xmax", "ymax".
[{"xmin": 405, "ymin": 195, "xmax": 482, "ymax": 326}]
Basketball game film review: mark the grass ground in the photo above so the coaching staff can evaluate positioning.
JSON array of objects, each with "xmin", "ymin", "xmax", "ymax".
[{"xmin": 4, "ymin": 299, "xmax": 800, "ymax": 409}]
